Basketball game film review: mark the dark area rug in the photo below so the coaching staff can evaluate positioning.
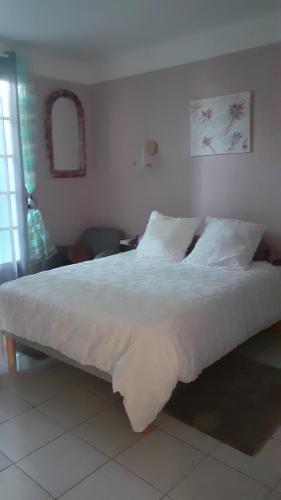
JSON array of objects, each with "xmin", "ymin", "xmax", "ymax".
[{"xmin": 166, "ymin": 326, "xmax": 281, "ymax": 456}]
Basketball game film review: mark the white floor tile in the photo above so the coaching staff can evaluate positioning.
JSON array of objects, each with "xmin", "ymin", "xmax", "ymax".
[
  {"xmin": 5, "ymin": 369, "xmax": 72, "ymax": 405},
  {"xmin": 59, "ymin": 461, "xmax": 162, "ymax": 500},
  {"xmin": 0, "ymin": 451, "xmax": 11, "ymax": 472},
  {"xmin": 0, "ymin": 388, "xmax": 31, "ymax": 423},
  {"xmin": 0, "ymin": 408, "xmax": 64, "ymax": 461},
  {"xmin": 38, "ymin": 388, "xmax": 108, "ymax": 429},
  {"xmin": 85, "ymin": 376, "xmax": 121, "ymax": 403},
  {"xmin": 170, "ymin": 457, "xmax": 269, "ymax": 500},
  {"xmin": 117, "ymin": 428, "xmax": 203, "ymax": 493},
  {"xmin": 269, "ymin": 491, "xmax": 281, "ymax": 500},
  {"xmin": 51, "ymin": 361, "xmax": 95, "ymax": 385},
  {"xmin": 154, "ymin": 411, "xmax": 169, "ymax": 426},
  {"xmin": 0, "ymin": 354, "xmax": 52, "ymax": 382},
  {"xmin": 159, "ymin": 417, "xmax": 219, "ymax": 454},
  {"xmin": 18, "ymin": 432, "xmax": 108, "ymax": 498},
  {"xmin": 0, "ymin": 353, "xmax": 32, "ymax": 372},
  {"xmin": 0, "ymin": 465, "xmax": 52, "ymax": 500},
  {"xmin": 0, "ymin": 354, "xmax": 35, "ymax": 383},
  {"xmin": 213, "ymin": 438, "xmax": 281, "ymax": 487},
  {"xmin": 75, "ymin": 405, "xmax": 141, "ymax": 457}
]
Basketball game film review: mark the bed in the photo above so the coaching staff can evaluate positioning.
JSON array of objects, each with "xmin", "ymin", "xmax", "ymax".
[{"xmin": 0, "ymin": 250, "xmax": 281, "ymax": 432}]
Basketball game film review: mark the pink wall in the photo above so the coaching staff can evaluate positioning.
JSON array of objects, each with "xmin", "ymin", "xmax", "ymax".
[
  {"xmin": 90, "ymin": 43, "xmax": 281, "ymax": 248},
  {"xmin": 36, "ymin": 43, "xmax": 281, "ymax": 249},
  {"xmin": 35, "ymin": 76, "xmax": 95, "ymax": 244}
]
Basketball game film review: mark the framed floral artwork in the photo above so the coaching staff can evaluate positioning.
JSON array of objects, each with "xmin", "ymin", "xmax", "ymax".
[{"xmin": 190, "ymin": 91, "xmax": 251, "ymax": 156}]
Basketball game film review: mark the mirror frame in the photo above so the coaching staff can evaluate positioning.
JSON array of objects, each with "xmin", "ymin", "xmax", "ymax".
[{"xmin": 45, "ymin": 89, "xmax": 87, "ymax": 178}]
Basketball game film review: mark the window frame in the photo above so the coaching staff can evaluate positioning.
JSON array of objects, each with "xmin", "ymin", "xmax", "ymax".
[{"xmin": 0, "ymin": 76, "xmax": 27, "ymax": 276}]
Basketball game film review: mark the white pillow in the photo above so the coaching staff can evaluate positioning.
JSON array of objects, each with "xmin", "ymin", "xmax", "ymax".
[
  {"xmin": 184, "ymin": 217, "xmax": 266, "ymax": 269},
  {"xmin": 137, "ymin": 211, "xmax": 201, "ymax": 261}
]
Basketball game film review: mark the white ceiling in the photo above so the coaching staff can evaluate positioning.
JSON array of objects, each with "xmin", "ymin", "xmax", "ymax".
[{"xmin": 0, "ymin": 0, "xmax": 280, "ymax": 83}]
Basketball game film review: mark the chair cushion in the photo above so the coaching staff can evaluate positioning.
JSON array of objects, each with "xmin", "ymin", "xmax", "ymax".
[{"xmin": 80, "ymin": 227, "xmax": 123, "ymax": 256}]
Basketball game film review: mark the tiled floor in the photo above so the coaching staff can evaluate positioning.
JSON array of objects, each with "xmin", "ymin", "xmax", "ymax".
[{"xmin": 0, "ymin": 348, "xmax": 281, "ymax": 499}]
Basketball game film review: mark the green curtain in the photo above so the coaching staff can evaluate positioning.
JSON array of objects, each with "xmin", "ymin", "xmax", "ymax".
[{"xmin": 15, "ymin": 55, "xmax": 56, "ymax": 264}]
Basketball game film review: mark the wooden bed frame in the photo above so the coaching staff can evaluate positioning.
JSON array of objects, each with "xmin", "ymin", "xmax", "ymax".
[
  {"xmin": 5, "ymin": 320, "xmax": 281, "ymax": 371},
  {"xmin": 6, "ymin": 334, "xmax": 17, "ymax": 369},
  {"xmin": 3, "ymin": 332, "xmax": 111, "ymax": 380},
  {"xmin": 3, "ymin": 320, "xmax": 281, "ymax": 436}
]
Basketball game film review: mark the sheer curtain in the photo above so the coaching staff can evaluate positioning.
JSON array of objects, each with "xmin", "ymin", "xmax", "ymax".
[
  {"xmin": 16, "ymin": 55, "xmax": 56, "ymax": 265},
  {"xmin": 0, "ymin": 53, "xmax": 28, "ymax": 284},
  {"xmin": 0, "ymin": 52, "xmax": 55, "ymax": 285}
]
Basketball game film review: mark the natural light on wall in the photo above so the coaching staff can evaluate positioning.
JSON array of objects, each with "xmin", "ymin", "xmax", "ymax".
[{"xmin": 0, "ymin": 79, "xmax": 20, "ymax": 266}]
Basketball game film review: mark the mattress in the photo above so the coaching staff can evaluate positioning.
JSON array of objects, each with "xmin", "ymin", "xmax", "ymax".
[{"xmin": 0, "ymin": 251, "xmax": 280, "ymax": 431}]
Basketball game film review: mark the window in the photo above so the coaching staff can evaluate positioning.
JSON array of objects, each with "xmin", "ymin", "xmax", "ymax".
[{"xmin": 0, "ymin": 80, "xmax": 21, "ymax": 266}]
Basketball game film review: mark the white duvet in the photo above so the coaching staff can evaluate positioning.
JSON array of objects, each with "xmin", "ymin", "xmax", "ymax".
[{"xmin": 0, "ymin": 252, "xmax": 281, "ymax": 431}]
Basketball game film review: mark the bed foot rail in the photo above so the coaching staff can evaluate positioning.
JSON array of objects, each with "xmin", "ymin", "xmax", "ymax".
[{"xmin": 5, "ymin": 335, "xmax": 16, "ymax": 370}]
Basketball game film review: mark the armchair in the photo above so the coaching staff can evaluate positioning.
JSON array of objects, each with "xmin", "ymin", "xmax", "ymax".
[{"xmin": 45, "ymin": 227, "xmax": 124, "ymax": 270}]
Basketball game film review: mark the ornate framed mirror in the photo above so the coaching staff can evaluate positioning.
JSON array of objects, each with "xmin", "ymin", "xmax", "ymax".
[{"xmin": 45, "ymin": 89, "xmax": 86, "ymax": 178}]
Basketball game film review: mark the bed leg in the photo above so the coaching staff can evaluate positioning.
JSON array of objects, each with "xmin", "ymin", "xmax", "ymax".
[
  {"xmin": 6, "ymin": 335, "xmax": 16, "ymax": 370},
  {"xmin": 141, "ymin": 424, "xmax": 154, "ymax": 436}
]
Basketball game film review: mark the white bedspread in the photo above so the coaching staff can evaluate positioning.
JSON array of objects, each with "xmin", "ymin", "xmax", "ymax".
[{"xmin": 0, "ymin": 252, "xmax": 281, "ymax": 431}]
